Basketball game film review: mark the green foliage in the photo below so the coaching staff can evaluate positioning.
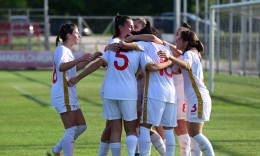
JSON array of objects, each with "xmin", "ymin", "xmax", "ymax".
[{"xmin": 0, "ymin": 70, "xmax": 260, "ymax": 155}]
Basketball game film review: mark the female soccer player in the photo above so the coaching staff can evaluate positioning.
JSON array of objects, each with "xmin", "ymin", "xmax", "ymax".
[
  {"xmin": 172, "ymin": 23, "xmax": 192, "ymax": 156},
  {"xmin": 48, "ymin": 23, "xmax": 99, "ymax": 156},
  {"xmin": 158, "ymin": 30, "xmax": 215, "ymax": 156},
  {"xmin": 119, "ymin": 23, "xmax": 181, "ymax": 156},
  {"xmin": 133, "ymin": 18, "xmax": 167, "ymax": 156}
]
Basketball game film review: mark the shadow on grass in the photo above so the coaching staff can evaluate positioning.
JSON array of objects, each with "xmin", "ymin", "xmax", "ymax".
[
  {"xmin": 11, "ymin": 71, "xmax": 103, "ymax": 108},
  {"xmin": 22, "ymin": 94, "xmax": 50, "ymax": 107},
  {"xmin": 211, "ymin": 94, "xmax": 260, "ymax": 110},
  {"xmin": 212, "ymin": 139, "xmax": 259, "ymax": 156},
  {"xmin": 214, "ymin": 76, "xmax": 260, "ymax": 89},
  {"xmin": 10, "ymin": 71, "xmax": 51, "ymax": 87}
]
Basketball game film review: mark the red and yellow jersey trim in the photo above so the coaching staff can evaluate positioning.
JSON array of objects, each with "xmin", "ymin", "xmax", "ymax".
[
  {"xmin": 187, "ymin": 63, "xmax": 203, "ymax": 118},
  {"xmin": 63, "ymin": 71, "xmax": 71, "ymax": 111}
]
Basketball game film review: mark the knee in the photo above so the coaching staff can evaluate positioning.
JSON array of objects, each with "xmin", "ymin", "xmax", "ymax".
[
  {"xmin": 77, "ymin": 125, "xmax": 87, "ymax": 134},
  {"xmin": 64, "ymin": 126, "xmax": 77, "ymax": 139}
]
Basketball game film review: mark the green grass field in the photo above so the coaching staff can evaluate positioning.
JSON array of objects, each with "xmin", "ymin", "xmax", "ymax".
[{"xmin": 0, "ymin": 69, "xmax": 260, "ymax": 156}]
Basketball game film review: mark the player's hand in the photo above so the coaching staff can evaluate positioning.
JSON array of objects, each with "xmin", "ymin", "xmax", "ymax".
[
  {"xmin": 67, "ymin": 77, "xmax": 79, "ymax": 87},
  {"xmin": 92, "ymin": 52, "xmax": 103, "ymax": 60},
  {"xmin": 157, "ymin": 50, "xmax": 170, "ymax": 59},
  {"xmin": 105, "ymin": 44, "xmax": 119, "ymax": 52},
  {"xmin": 125, "ymin": 34, "xmax": 134, "ymax": 42},
  {"xmin": 80, "ymin": 53, "xmax": 93, "ymax": 62}
]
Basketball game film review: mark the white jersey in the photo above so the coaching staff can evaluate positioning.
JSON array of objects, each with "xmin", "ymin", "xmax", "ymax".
[
  {"xmin": 100, "ymin": 37, "xmax": 121, "ymax": 97},
  {"xmin": 51, "ymin": 45, "xmax": 78, "ymax": 109},
  {"xmin": 181, "ymin": 50, "xmax": 211, "ymax": 105},
  {"xmin": 100, "ymin": 49, "xmax": 141, "ymax": 100},
  {"xmin": 134, "ymin": 41, "xmax": 176, "ymax": 103}
]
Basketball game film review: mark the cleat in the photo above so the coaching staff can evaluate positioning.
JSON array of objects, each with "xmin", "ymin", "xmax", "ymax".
[{"xmin": 46, "ymin": 148, "xmax": 62, "ymax": 156}]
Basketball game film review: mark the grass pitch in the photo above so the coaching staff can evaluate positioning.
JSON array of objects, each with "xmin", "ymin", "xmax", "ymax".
[{"xmin": 0, "ymin": 70, "xmax": 259, "ymax": 156}]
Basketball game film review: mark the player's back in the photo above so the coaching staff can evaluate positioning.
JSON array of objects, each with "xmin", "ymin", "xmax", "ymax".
[{"xmin": 101, "ymin": 49, "xmax": 141, "ymax": 100}]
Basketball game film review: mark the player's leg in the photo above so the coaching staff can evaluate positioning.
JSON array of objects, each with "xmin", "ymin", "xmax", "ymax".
[
  {"xmin": 74, "ymin": 108, "xmax": 87, "ymax": 140},
  {"xmin": 187, "ymin": 122, "xmax": 214, "ymax": 156},
  {"xmin": 161, "ymin": 102, "xmax": 178, "ymax": 156},
  {"xmin": 139, "ymin": 123, "xmax": 152, "ymax": 156},
  {"xmin": 150, "ymin": 128, "xmax": 166, "ymax": 156},
  {"xmin": 121, "ymin": 100, "xmax": 138, "ymax": 156},
  {"xmin": 186, "ymin": 102, "xmax": 214, "ymax": 156},
  {"xmin": 174, "ymin": 120, "xmax": 190, "ymax": 156},
  {"xmin": 59, "ymin": 110, "xmax": 79, "ymax": 156},
  {"xmin": 124, "ymin": 120, "xmax": 138, "ymax": 156},
  {"xmin": 98, "ymin": 120, "xmax": 111, "ymax": 156},
  {"xmin": 103, "ymin": 99, "xmax": 123, "ymax": 156},
  {"xmin": 110, "ymin": 119, "xmax": 122, "ymax": 156},
  {"xmin": 139, "ymin": 98, "xmax": 163, "ymax": 156}
]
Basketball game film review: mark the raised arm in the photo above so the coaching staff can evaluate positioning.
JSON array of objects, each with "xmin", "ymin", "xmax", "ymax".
[
  {"xmin": 164, "ymin": 41, "xmax": 182, "ymax": 57},
  {"xmin": 76, "ymin": 52, "xmax": 103, "ymax": 71},
  {"xmin": 68, "ymin": 59, "xmax": 105, "ymax": 87},
  {"xmin": 59, "ymin": 53, "xmax": 93, "ymax": 72},
  {"xmin": 158, "ymin": 51, "xmax": 188, "ymax": 70},
  {"xmin": 126, "ymin": 34, "xmax": 165, "ymax": 45},
  {"xmin": 146, "ymin": 60, "xmax": 172, "ymax": 72}
]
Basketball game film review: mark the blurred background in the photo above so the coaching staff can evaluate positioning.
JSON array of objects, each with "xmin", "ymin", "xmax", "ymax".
[{"xmin": 0, "ymin": 0, "xmax": 260, "ymax": 92}]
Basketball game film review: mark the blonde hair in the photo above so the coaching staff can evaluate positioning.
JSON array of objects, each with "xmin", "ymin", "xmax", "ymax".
[{"xmin": 133, "ymin": 18, "xmax": 147, "ymax": 28}]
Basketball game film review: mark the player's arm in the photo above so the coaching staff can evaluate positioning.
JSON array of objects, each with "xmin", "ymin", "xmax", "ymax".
[
  {"xmin": 59, "ymin": 53, "xmax": 93, "ymax": 72},
  {"xmin": 119, "ymin": 40, "xmax": 138, "ymax": 50},
  {"xmin": 126, "ymin": 34, "xmax": 164, "ymax": 45},
  {"xmin": 158, "ymin": 51, "xmax": 189, "ymax": 70},
  {"xmin": 68, "ymin": 59, "xmax": 106, "ymax": 87},
  {"xmin": 164, "ymin": 41, "xmax": 183, "ymax": 57},
  {"xmin": 76, "ymin": 52, "xmax": 103, "ymax": 71},
  {"xmin": 104, "ymin": 43, "xmax": 120, "ymax": 52},
  {"xmin": 146, "ymin": 60, "xmax": 173, "ymax": 72}
]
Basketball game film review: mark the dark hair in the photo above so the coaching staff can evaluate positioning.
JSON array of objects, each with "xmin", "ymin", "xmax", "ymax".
[
  {"xmin": 55, "ymin": 23, "xmax": 77, "ymax": 47},
  {"xmin": 132, "ymin": 20, "xmax": 159, "ymax": 36},
  {"xmin": 182, "ymin": 22, "xmax": 191, "ymax": 30},
  {"xmin": 112, "ymin": 15, "xmax": 131, "ymax": 38},
  {"xmin": 180, "ymin": 30, "xmax": 204, "ymax": 53}
]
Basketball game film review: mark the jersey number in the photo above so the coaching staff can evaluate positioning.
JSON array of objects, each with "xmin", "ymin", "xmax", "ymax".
[
  {"xmin": 114, "ymin": 52, "xmax": 129, "ymax": 71},
  {"xmin": 52, "ymin": 62, "xmax": 57, "ymax": 84},
  {"xmin": 159, "ymin": 57, "xmax": 172, "ymax": 78},
  {"xmin": 191, "ymin": 104, "xmax": 197, "ymax": 113}
]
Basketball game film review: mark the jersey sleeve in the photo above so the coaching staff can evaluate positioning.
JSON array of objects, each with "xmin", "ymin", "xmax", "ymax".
[
  {"xmin": 100, "ymin": 51, "xmax": 110, "ymax": 67},
  {"xmin": 55, "ymin": 47, "xmax": 69, "ymax": 68},
  {"xmin": 183, "ymin": 51, "xmax": 193, "ymax": 68},
  {"xmin": 108, "ymin": 38, "xmax": 121, "ymax": 44},
  {"xmin": 140, "ymin": 52, "xmax": 154, "ymax": 70},
  {"xmin": 133, "ymin": 41, "xmax": 149, "ymax": 51}
]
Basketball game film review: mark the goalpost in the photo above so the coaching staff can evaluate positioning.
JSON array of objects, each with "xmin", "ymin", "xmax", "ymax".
[{"xmin": 209, "ymin": 1, "xmax": 260, "ymax": 92}]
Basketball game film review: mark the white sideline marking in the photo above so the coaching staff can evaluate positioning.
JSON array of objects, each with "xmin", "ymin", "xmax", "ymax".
[{"xmin": 12, "ymin": 85, "xmax": 50, "ymax": 106}]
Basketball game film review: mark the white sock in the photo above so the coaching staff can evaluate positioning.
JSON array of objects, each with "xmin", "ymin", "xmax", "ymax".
[
  {"xmin": 74, "ymin": 125, "xmax": 87, "ymax": 140},
  {"xmin": 110, "ymin": 142, "xmax": 121, "ymax": 156},
  {"xmin": 190, "ymin": 137, "xmax": 202, "ymax": 156},
  {"xmin": 193, "ymin": 133, "xmax": 215, "ymax": 156},
  {"xmin": 163, "ymin": 129, "xmax": 176, "ymax": 156},
  {"xmin": 98, "ymin": 141, "xmax": 110, "ymax": 156},
  {"xmin": 139, "ymin": 126, "xmax": 152, "ymax": 156},
  {"xmin": 150, "ymin": 132, "xmax": 166, "ymax": 156},
  {"xmin": 177, "ymin": 134, "xmax": 190, "ymax": 156},
  {"xmin": 53, "ymin": 139, "xmax": 62, "ymax": 153},
  {"xmin": 126, "ymin": 135, "xmax": 138, "ymax": 156},
  {"xmin": 135, "ymin": 128, "xmax": 140, "ymax": 154},
  {"xmin": 62, "ymin": 126, "xmax": 77, "ymax": 156}
]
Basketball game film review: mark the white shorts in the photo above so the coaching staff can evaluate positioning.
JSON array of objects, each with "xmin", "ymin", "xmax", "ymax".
[
  {"xmin": 102, "ymin": 98, "xmax": 137, "ymax": 121},
  {"xmin": 141, "ymin": 98, "xmax": 177, "ymax": 127},
  {"xmin": 55, "ymin": 105, "xmax": 80, "ymax": 114},
  {"xmin": 174, "ymin": 76, "xmax": 186, "ymax": 120},
  {"xmin": 177, "ymin": 102, "xmax": 186, "ymax": 120},
  {"xmin": 185, "ymin": 101, "xmax": 212, "ymax": 123}
]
